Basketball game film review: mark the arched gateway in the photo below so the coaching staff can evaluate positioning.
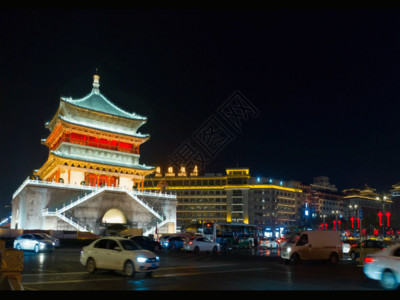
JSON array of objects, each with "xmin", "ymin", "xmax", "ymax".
[
  {"xmin": 11, "ymin": 73, "xmax": 177, "ymax": 235},
  {"xmin": 102, "ymin": 208, "xmax": 127, "ymax": 224}
]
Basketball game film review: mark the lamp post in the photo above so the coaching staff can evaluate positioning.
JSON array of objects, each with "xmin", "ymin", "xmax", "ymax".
[
  {"xmin": 320, "ymin": 214, "xmax": 327, "ymax": 230},
  {"xmin": 332, "ymin": 210, "xmax": 341, "ymax": 231},
  {"xmin": 349, "ymin": 204, "xmax": 358, "ymax": 236},
  {"xmin": 376, "ymin": 194, "xmax": 387, "ymax": 238}
]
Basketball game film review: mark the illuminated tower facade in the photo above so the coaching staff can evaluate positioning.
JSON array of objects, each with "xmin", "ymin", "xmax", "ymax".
[
  {"xmin": 11, "ymin": 73, "xmax": 177, "ymax": 235},
  {"xmin": 35, "ymin": 73, "xmax": 154, "ymax": 190}
]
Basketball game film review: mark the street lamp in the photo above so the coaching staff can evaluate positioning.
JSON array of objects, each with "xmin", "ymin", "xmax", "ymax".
[
  {"xmin": 332, "ymin": 210, "xmax": 341, "ymax": 230},
  {"xmin": 376, "ymin": 194, "xmax": 388, "ymax": 237},
  {"xmin": 349, "ymin": 204, "xmax": 358, "ymax": 235},
  {"xmin": 320, "ymin": 214, "xmax": 327, "ymax": 230}
]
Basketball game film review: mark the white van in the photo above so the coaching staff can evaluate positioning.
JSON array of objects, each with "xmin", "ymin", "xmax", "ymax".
[{"xmin": 281, "ymin": 230, "xmax": 343, "ymax": 264}]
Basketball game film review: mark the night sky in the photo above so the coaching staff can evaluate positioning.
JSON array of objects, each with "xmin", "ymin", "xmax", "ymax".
[{"xmin": 1, "ymin": 9, "xmax": 400, "ymax": 218}]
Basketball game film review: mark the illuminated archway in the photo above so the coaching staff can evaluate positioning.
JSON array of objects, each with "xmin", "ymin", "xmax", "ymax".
[{"xmin": 102, "ymin": 208, "xmax": 127, "ymax": 224}]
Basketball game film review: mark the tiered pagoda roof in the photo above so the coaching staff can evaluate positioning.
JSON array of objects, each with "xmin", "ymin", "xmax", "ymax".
[
  {"xmin": 35, "ymin": 72, "xmax": 155, "ymax": 179},
  {"xmin": 46, "ymin": 73, "xmax": 149, "ymax": 139}
]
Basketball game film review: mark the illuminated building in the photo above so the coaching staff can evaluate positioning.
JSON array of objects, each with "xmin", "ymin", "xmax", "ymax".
[
  {"xmin": 11, "ymin": 73, "xmax": 177, "ymax": 235},
  {"xmin": 343, "ymin": 184, "xmax": 392, "ymax": 230},
  {"xmin": 35, "ymin": 72, "xmax": 154, "ymax": 188},
  {"xmin": 390, "ymin": 182, "xmax": 400, "ymax": 229},
  {"xmin": 144, "ymin": 167, "xmax": 302, "ymax": 229},
  {"xmin": 248, "ymin": 176, "xmax": 302, "ymax": 227},
  {"xmin": 298, "ymin": 177, "xmax": 343, "ymax": 226}
]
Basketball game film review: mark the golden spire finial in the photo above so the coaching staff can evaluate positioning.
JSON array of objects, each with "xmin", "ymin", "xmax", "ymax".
[{"xmin": 92, "ymin": 68, "xmax": 100, "ymax": 93}]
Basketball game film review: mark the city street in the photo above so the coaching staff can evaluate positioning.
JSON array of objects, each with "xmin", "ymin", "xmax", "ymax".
[{"xmin": 17, "ymin": 246, "xmax": 380, "ymax": 291}]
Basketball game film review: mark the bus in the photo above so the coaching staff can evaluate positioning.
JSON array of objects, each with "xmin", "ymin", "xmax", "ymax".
[{"xmin": 202, "ymin": 222, "xmax": 263, "ymax": 250}]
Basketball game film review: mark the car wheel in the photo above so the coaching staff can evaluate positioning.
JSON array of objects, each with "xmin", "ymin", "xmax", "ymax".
[
  {"xmin": 34, "ymin": 244, "xmax": 40, "ymax": 253},
  {"xmin": 193, "ymin": 246, "xmax": 200, "ymax": 254},
  {"xmin": 124, "ymin": 261, "xmax": 136, "ymax": 277},
  {"xmin": 350, "ymin": 251, "xmax": 356, "ymax": 260},
  {"xmin": 212, "ymin": 246, "xmax": 218, "ymax": 254},
  {"xmin": 381, "ymin": 270, "xmax": 399, "ymax": 290},
  {"xmin": 15, "ymin": 244, "xmax": 21, "ymax": 250},
  {"xmin": 329, "ymin": 253, "xmax": 339, "ymax": 265},
  {"xmin": 154, "ymin": 245, "xmax": 160, "ymax": 252},
  {"xmin": 86, "ymin": 258, "xmax": 97, "ymax": 274},
  {"xmin": 171, "ymin": 244, "xmax": 176, "ymax": 250},
  {"xmin": 290, "ymin": 253, "xmax": 299, "ymax": 265}
]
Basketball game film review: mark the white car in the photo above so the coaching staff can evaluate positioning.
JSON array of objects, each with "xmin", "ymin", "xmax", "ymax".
[
  {"xmin": 37, "ymin": 233, "xmax": 60, "ymax": 247},
  {"xmin": 13, "ymin": 233, "xmax": 54, "ymax": 253},
  {"xmin": 363, "ymin": 243, "xmax": 400, "ymax": 290},
  {"xmin": 342, "ymin": 241, "xmax": 351, "ymax": 254},
  {"xmin": 184, "ymin": 237, "xmax": 220, "ymax": 254},
  {"xmin": 259, "ymin": 238, "xmax": 281, "ymax": 249},
  {"xmin": 80, "ymin": 237, "xmax": 159, "ymax": 277}
]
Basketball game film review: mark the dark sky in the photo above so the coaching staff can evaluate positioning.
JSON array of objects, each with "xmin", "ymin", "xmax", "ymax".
[{"xmin": 1, "ymin": 9, "xmax": 400, "ymax": 217}]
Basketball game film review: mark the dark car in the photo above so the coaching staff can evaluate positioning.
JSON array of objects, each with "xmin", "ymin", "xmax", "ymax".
[
  {"xmin": 125, "ymin": 235, "xmax": 162, "ymax": 252},
  {"xmin": 163, "ymin": 236, "xmax": 186, "ymax": 250},
  {"xmin": 349, "ymin": 239, "xmax": 388, "ymax": 260}
]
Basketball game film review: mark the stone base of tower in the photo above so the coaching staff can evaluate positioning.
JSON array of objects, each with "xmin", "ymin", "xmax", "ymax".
[{"xmin": 11, "ymin": 179, "xmax": 177, "ymax": 236}]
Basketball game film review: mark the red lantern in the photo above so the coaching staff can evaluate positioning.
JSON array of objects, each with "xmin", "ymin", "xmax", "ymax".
[
  {"xmin": 350, "ymin": 216, "xmax": 354, "ymax": 229},
  {"xmin": 385, "ymin": 211, "xmax": 391, "ymax": 227},
  {"xmin": 378, "ymin": 211, "xmax": 383, "ymax": 227}
]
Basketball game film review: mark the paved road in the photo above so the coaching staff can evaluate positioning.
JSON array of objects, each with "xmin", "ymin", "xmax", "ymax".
[{"xmin": 17, "ymin": 246, "xmax": 382, "ymax": 291}]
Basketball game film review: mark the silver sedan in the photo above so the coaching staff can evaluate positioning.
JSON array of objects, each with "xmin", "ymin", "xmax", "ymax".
[
  {"xmin": 13, "ymin": 233, "xmax": 54, "ymax": 253},
  {"xmin": 364, "ymin": 243, "xmax": 400, "ymax": 290}
]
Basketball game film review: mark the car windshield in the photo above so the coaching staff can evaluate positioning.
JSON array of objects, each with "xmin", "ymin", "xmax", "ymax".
[
  {"xmin": 119, "ymin": 239, "xmax": 143, "ymax": 251},
  {"xmin": 32, "ymin": 234, "xmax": 46, "ymax": 240},
  {"xmin": 285, "ymin": 235, "xmax": 299, "ymax": 243}
]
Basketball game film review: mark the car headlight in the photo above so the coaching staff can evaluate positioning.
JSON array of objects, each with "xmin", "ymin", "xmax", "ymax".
[
  {"xmin": 156, "ymin": 256, "xmax": 160, "ymax": 261},
  {"xmin": 137, "ymin": 257, "xmax": 147, "ymax": 263},
  {"xmin": 287, "ymin": 247, "xmax": 292, "ymax": 253}
]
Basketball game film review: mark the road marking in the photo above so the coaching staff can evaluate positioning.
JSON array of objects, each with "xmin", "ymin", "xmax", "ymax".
[
  {"xmin": 156, "ymin": 267, "xmax": 268, "ymax": 278},
  {"xmin": 22, "ymin": 264, "xmax": 236, "ymax": 277},
  {"xmin": 23, "ymin": 271, "xmax": 88, "ymax": 277},
  {"xmin": 21, "ymin": 265, "xmax": 268, "ymax": 287},
  {"xmin": 22, "ymin": 277, "xmax": 123, "ymax": 286}
]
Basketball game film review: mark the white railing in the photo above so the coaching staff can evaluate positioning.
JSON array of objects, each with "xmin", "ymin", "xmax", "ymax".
[
  {"xmin": 52, "ymin": 186, "xmax": 163, "ymax": 220},
  {"xmin": 125, "ymin": 191, "xmax": 163, "ymax": 220},
  {"xmin": 56, "ymin": 187, "xmax": 107, "ymax": 214},
  {"xmin": 42, "ymin": 209, "xmax": 91, "ymax": 232},
  {"xmin": 13, "ymin": 178, "xmax": 176, "ymax": 199},
  {"xmin": 18, "ymin": 178, "xmax": 177, "ymax": 234},
  {"xmin": 143, "ymin": 219, "xmax": 171, "ymax": 236}
]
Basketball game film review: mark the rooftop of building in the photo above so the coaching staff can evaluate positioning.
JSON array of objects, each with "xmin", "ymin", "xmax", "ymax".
[{"xmin": 60, "ymin": 73, "xmax": 147, "ymax": 121}]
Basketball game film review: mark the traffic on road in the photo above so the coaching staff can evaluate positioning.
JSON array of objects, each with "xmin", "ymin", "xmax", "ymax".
[{"xmin": 3, "ymin": 229, "xmax": 399, "ymax": 291}]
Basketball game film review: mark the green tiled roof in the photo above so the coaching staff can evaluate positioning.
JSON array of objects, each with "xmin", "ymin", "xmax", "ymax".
[
  {"xmin": 61, "ymin": 75, "xmax": 147, "ymax": 120},
  {"xmin": 61, "ymin": 87, "xmax": 146, "ymax": 121}
]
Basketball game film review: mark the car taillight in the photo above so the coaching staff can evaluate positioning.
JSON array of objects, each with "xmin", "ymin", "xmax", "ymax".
[
  {"xmin": 189, "ymin": 241, "xmax": 193, "ymax": 245},
  {"xmin": 364, "ymin": 257, "xmax": 375, "ymax": 264}
]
